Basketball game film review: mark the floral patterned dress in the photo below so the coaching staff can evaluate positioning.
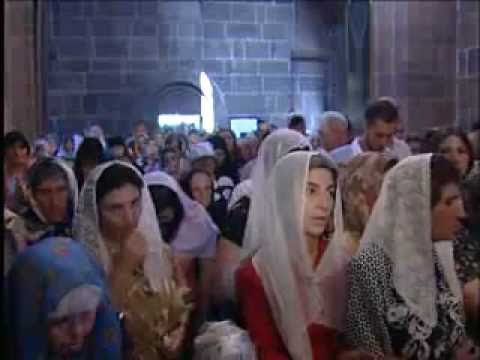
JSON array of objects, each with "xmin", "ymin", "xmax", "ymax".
[{"xmin": 345, "ymin": 243, "xmax": 466, "ymax": 359}]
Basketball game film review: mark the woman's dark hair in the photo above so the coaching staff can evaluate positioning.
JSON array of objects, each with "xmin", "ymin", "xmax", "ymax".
[
  {"xmin": 148, "ymin": 185, "xmax": 184, "ymax": 243},
  {"xmin": 107, "ymin": 136, "xmax": 126, "ymax": 149},
  {"xmin": 5, "ymin": 131, "xmax": 31, "ymax": 155},
  {"xmin": 218, "ymin": 128, "xmax": 240, "ymax": 159},
  {"xmin": 28, "ymin": 158, "xmax": 68, "ymax": 191},
  {"xmin": 464, "ymin": 172, "xmax": 480, "ymax": 225},
  {"xmin": 207, "ymin": 135, "xmax": 239, "ymax": 183},
  {"xmin": 165, "ymin": 133, "xmax": 189, "ymax": 154},
  {"xmin": 309, "ymin": 153, "xmax": 338, "ymax": 183},
  {"xmin": 180, "ymin": 169, "xmax": 213, "ymax": 199},
  {"xmin": 74, "ymin": 137, "xmax": 105, "ymax": 189},
  {"xmin": 160, "ymin": 148, "xmax": 178, "ymax": 168},
  {"xmin": 430, "ymin": 154, "xmax": 462, "ymax": 208},
  {"xmin": 429, "ymin": 127, "xmax": 475, "ymax": 175},
  {"xmin": 96, "ymin": 163, "xmax": 144, "ymax": 204},
  {"xmin": 420, "ymin": 127, "xmax": 442, "ymax": 153}
]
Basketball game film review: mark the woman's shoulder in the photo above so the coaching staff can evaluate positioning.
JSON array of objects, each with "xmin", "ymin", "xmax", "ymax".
[{"xmin": 350, "ymin": 243, "xmax": 390, "ymax": 275}]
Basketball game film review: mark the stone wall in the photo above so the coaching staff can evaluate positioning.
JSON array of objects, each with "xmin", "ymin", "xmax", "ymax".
[
  {"xmin": 456, "ymin": 0, "xmax": 479, "ymax": 129},
  {"xmin": 46, "ymin": 0, "xmax": 346, "ymax": 135}
]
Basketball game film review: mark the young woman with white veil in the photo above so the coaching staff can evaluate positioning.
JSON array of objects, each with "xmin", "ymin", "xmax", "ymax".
[
  {"xmin": 73, "ymin": 161, "xmax": 191, "ymax": 359},
  {"xmin": 345, "ymin": 154, "xmax": 479, "ymax": 359},
  {"xmin": 212, "ymin": 130, "xmax": 312, "ymax": 321},
  {"xmin": 236, "ymin": 151, "xmax": 366, "ymax": 360}
]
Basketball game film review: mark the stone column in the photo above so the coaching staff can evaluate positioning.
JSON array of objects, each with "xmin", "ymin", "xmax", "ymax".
[
  {"xmin": 456, "ymin": 0, "xmax": 479, "ymax": 129},
  {"xmin": 4, "ymin": 0, "xmax": 42, "ymax": 141},
  {"xmin": 370, "ymin": 1, "xmax": 457, "ymax": 135}
]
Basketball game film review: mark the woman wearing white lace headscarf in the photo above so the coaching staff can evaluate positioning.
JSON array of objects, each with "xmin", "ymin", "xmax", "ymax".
[
  {"xmin": 236, "ymin": 151, "xmax": 357, "ymax": 360},
  {"xmin": 226, "ymin": 129, "xmax": 311, "ymax": 250},
  {"xmin": 215, "ymin": 130, "xmax": 312, "ymax": 321},
  {"xmin": 345, "ymin": 154, "xmax": 479, "ymax": 359},
  {"xmin": 73, "ymin": 161, "xmax": 191, "ymax": 359}
]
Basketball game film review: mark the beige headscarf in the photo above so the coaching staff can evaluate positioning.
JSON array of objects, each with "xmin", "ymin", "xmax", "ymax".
[{"xmin": 340, "ymin": 152, "xmax": 397, "ymax": 254}]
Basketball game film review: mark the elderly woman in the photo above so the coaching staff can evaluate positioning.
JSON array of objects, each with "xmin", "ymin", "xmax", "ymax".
[
  {"xmin": 345, "ymin": 154, "xmax": 479, "ymax": 359},
  {"xmin": 4, "ymin": 157, "xmax": 78, "ymax": 271},
  {"xmin": 340, "ymin": 152, "xmax": 397, "ymax": 255},
  {"xmin": 7, "ymin": 236, "xmax": 122, "ymax": 359},
  {"xmin": 73, "ymin": 162, "xmax": 190, "ymax": 359},
  {"xmin": 236, "ymin": 151, "xmax": 356, "ymax": 359},
  {"xmin": 181, "ymin": 168, "xmax": 229, "ymax": 234}
]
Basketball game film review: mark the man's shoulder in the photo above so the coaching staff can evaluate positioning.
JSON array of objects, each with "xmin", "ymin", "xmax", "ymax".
[{"xmin": 329, "ymin": 143, "xmax": 356, "ymax": 164}]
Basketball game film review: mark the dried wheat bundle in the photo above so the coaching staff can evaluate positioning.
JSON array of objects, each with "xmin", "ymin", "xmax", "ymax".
[{"xmin": 123, "ymin": 267, "xmax": 192, "ymax": 359}]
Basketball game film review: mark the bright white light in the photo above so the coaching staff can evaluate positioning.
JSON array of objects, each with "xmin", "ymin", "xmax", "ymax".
[
  {"xmin": 200, "ymin": 72, "xmax": 214, "ymax": 133},
  {"xmin": 157, "ymin": 114, "xmax": 201, "ymax": 128},
  {"xmin": 230, "ymin": 118, "xmax": 258, "ymax": 138}
]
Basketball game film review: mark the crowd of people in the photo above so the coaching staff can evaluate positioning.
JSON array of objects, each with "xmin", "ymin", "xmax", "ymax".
[{"xmin": 3, "ymin": 97, "xmax": 480, "ymax": 359}]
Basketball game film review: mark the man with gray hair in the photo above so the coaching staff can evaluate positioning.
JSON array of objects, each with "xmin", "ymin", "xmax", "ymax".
[{"xmin": 317, "ymin": 111, "xmax": 351, "ymax": 152}]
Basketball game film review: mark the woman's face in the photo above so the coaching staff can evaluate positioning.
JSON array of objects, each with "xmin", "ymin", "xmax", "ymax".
[
  {"xmin": 431, "ymin": 183, "xmax": 466, "ymax": 241},
  {"xmin": 33, "ymin": 176, "xmax": 70, "ymax": 224},
  {"xmin": 145, "ymin": 141, "xmax": 158, "ymax": 159},
  {"xmin": 156, "ymin": 206, "xmax": 177, "ymax": 241},
  {"xmin": 438, "ymin": 135, "xmax": 471, "ymax": 176},
  {"xmin": 154, "ymin": 133, "xmax": 165, "ymax": 148},
  {"xmin": 164, "ymin": 151, "xmax": 180, "ymax": 175},
  {"xmin": 166, "ymin": 139, "xmax": 181, "ymax": 153},
  {"xmin": 111, "ymin": 145, "xmax": 126, "ymax": 159},
  {"xmin": 64, "ymin": 139, "xmax": 74, "ymax": 153},
  {"xmin": 98, "ymin": 184, "xmax": 142, "ymax": 239},
  {"xmin": 190, "ymin": 172, "xmax": 212, "ymax": 208},
  {"xmin": 48, "ymin": 310, "xmax": 96, "ymax": 356},
  {"xmin": 189, "ymin": 133, "xmax": 200, "ymax": 145},
  {"xmin": 219, "ymin": 131, "xmax": 235, "ymax": 153},
  {"xmin": 303, "ymin": 168, "xmax": 335, "ymax": 240},
  {"xmin": 192, "ymin": 157, "xmax": 217, "ymax": 179},
  {"xmin": 47, "ymin": 140, "xmax": 58, "ymax": 156},
  {"xmin": 214, "ymin": 148, "xmax": 227, "ymax": 167},
  {"xmin": 6, "ymin": 143, "xmax": 30, "ymax": 167}
]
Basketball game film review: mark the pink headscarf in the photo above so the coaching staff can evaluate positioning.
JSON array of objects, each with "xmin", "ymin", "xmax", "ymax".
[{"xmin": 144, "ymin": 171, "xmax": 219, "ymax": 259}]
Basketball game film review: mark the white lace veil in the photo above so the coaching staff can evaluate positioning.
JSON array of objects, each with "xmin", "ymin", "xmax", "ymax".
[
  {"xmin": 358, "ymin": 154, "xmax": 440, "ymax": 328},
  {"xmin": 242, "ymin": 129, "xmax": 312, "ymax": 256},
  {"xmin": 253, "ymin": 151, "xmax": 350, "ymax": 360},
  {"xmin": 73, "ymin": 161, "xmax": 172, "ymax": 291}
]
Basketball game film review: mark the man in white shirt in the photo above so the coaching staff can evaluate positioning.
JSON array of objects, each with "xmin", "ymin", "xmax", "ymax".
[{"xmin": 330, "ymin": 99, "xmax": 411, "ymax": 165}]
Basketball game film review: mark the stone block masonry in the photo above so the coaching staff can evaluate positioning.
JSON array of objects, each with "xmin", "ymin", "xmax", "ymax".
[{"xmin": 47, "ymin": 0, "xmax": 342, "ymax": 133}]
